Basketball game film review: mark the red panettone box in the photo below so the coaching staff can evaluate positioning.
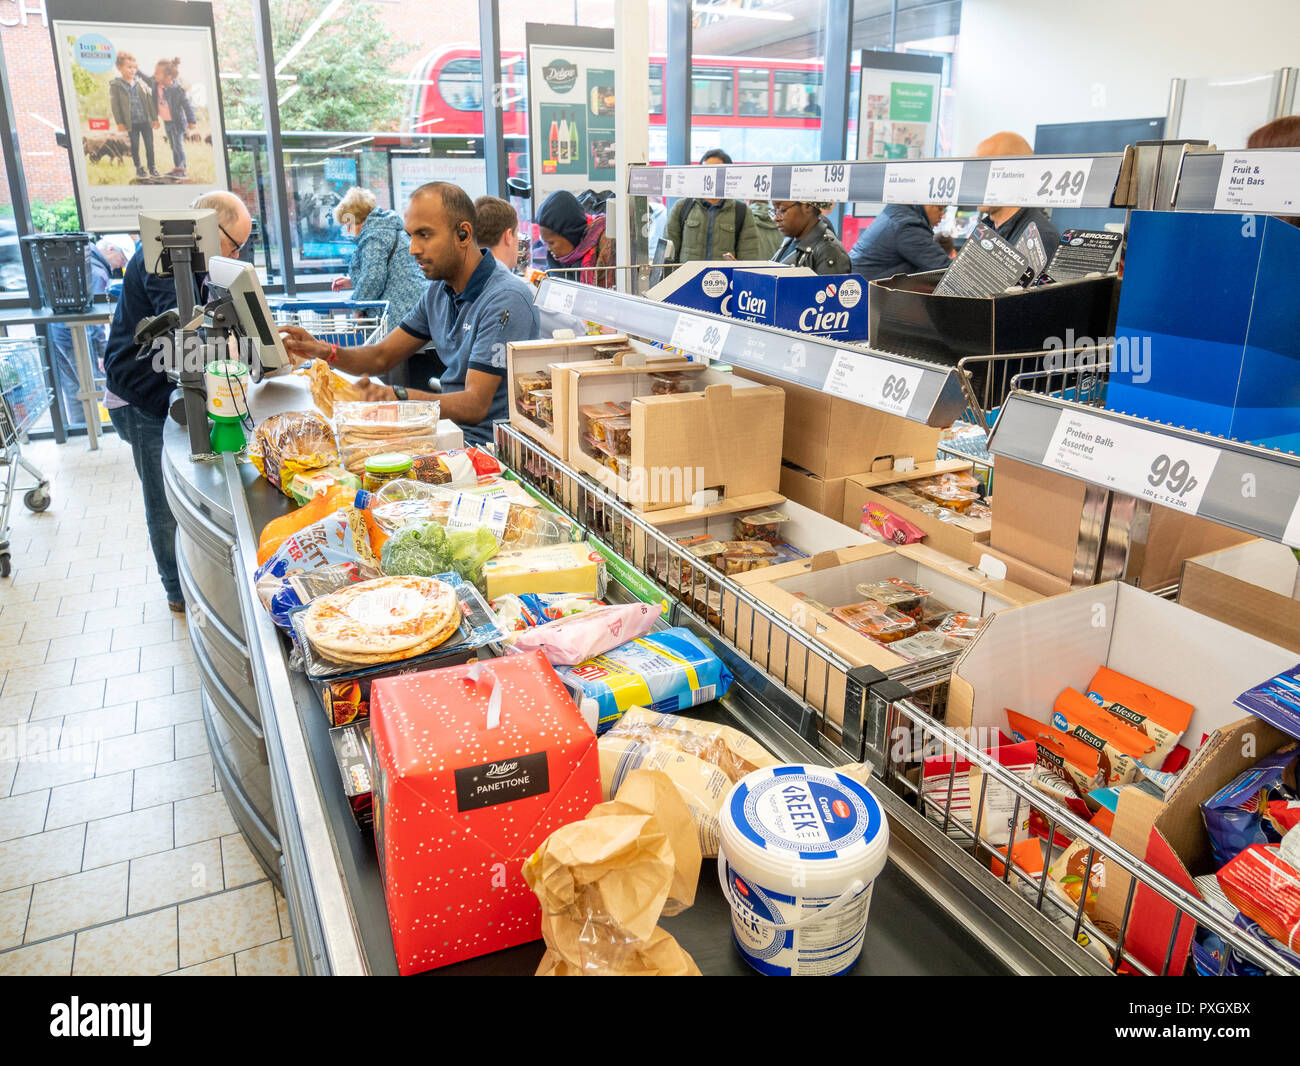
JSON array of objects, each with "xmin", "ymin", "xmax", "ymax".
[{"xmin": 369, "ymin": 649, "xmax": 600, "ymax": 974}]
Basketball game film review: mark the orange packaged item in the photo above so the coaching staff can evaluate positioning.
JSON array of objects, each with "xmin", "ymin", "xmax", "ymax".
[
  {"xmin": 1006, "ymin": 708, "xmax": 1108, "ymax": 795},
  {"xmin": 935, "ymin": 611, "xmax": 983, "ymax": 644},
  {"xmin": 1048, "ymin": 838, "xmax": 1108, "ymax": 920},
  {"xmin": 1052, "ymin": 687, "xmax": 1158, "ymax": 786},
  {"xmin": 256, "ymin": 483, "xmax": 357, "ymax": 566},
  {"xmin": 991, "ymin": 837, "xmax": 1046, "ymax": 880},
  {"xmin": 830, "ymin": 601, "xmax": 917, "ymax": 644},
  {"xmin": 855, "ymin": 579, "xmax": 930, "ymax": 621},
  {"xmin": 1217, "ymin": 844, "xmax": 1300, "ymax": 951},
  {"xmin": 1085, "ymin": 666, "xmax": 1194, "ymax": 770}
]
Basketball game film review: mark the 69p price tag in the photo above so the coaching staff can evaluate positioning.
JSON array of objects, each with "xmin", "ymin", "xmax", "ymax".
[
  {"xmin": 724, "ymin": 166, "xmax": 774, "ymax": 200},
  {"xmin": 983, "ymin": 157, "xmax": 1093, "ymax": 209},
  {"xmin": 670, "ymin": 313, "xmax": 730, "ymax": 362},
  {"xmin": 823, "ymin": 349, "xmax": 922, "ymax": 417}
]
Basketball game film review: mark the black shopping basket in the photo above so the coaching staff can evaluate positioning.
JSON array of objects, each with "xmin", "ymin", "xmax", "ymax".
[{"xmin": 21, "ymin": 232, "xmax": 95, "ymax": 313}]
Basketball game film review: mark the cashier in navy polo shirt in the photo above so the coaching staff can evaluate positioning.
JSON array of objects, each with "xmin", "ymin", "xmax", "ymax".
[{"xmin": 280, "ymin": 181, "xmax": 541, "ymax": 445}]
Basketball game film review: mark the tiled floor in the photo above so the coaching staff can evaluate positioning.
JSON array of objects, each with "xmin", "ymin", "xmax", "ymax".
[{"xmin": 0, "ymin": 434, "xmax": 298, "ymax": 976}]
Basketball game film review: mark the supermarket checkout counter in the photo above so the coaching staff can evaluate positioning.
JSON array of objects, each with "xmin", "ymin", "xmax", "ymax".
[{"xmin": 161, "ymin": 375, "xmax": 1074, "ymax": 977}]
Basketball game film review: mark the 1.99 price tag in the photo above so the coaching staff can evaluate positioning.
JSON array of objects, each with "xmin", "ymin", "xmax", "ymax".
[{"xmin": 791, "ymin": 163, "xmax": 850, "ymax": 202}]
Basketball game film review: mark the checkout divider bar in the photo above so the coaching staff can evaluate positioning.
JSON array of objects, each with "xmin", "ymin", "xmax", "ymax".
[
  {"xmin": 220, "ymin": 453, "xmax": 367, "ymax": 976},
  {"xmin": 535, "ymin": 278, "xmax": 968, "ymax": 427}
]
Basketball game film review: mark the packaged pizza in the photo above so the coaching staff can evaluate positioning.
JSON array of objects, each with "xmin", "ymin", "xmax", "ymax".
[
  {"xmin": 860, "ymin": 503, "xmax": 926, "ymax": 545},
  {"xmin": 935, "ymin": 611, "xmax": 984, "ymax": 644},
  {"xmin": 830, "ymin": 601, "xmax": 917, "ymax": 644},
  {"xmin": 408, "ymin": 447, "xmax": 501, "ymax": 487},
  {"xmin": 257, "ymin": 559, "xmax": 381, "ymax": 631},
  {"xmin": 856, "ymin": 578, "xmax": 930, "ymax": 621},
  {"xmin": 733, "ymin": 510, "xmax": 790, "ymax": 544},
  {"xmin": 717, "ymin": 540, "xmax": 780, "ymax": 575},
  {"xmin": 249, "ymin": 410, "xmax": 338, "ymax": 496}
]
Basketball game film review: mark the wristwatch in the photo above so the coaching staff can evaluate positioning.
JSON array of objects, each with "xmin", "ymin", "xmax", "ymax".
[{"xmin": 392, "ymin": 385, "xmax": 408, "ymax": 401}]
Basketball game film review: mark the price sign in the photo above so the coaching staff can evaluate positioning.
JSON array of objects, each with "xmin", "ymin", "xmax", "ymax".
[
  {"xmin": 1042, "ymin": 410, "xmax": 1220, "ymax": 514},
  {"xmin": 983, "ymin": 158, "xmax": 1093, "ymax": 208},
  {"xmin": 790, "ymin": 163, "xmax": 850, "ymax": 202},
  {"xmin": 1214, "ymin": 152, "xmax": 1300, "ymax": 214},
  {"xmin": 670, "ymin": 313, "xmax": 730, "ymax": 362},
  {"xmin": 724, "ymin": 166, "xmax": 774, "ymax": 200},
  {"xmin": 662, "ymin": 167, "xmax": 718, "ymax": 198},
  {"xmin": 540, "ymin": 284, "xmax": 577, "ymax": 314},
  {"xmin": 883, "ymin": 162, "xmax": 965, "ymax": 205},
  {"xmin": 823, "ymin": 349, "xmax": 923, "ymax": 418}
]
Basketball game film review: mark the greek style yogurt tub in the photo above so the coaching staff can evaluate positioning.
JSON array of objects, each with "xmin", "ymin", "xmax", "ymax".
[{"xmin": 718, "ymin": 764, "xmax": 889, "ymax": 976}]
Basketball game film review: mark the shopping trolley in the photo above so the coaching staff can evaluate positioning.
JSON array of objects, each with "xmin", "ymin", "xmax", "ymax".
[
  {"xmin": 0, "ymin": 338, "xmax": 53, "ymax": 579},
  {"xmin": 269, "ymin": 300, "xmax": 389, "ymax": 347}
]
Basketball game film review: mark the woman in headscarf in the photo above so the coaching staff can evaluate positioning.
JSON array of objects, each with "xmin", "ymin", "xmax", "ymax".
[{"xmin": 536, "ymin": 190, "xmax": 615, "ymax": 287}]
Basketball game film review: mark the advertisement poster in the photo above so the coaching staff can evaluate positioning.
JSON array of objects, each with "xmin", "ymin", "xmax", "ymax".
[
  {"xmin": 853, "ymin": 50, "xmax": 945, "ymax": 218},
  {"xmin": 526, "ymin": 24, "xmax": 616, "ymax": 203},
  {"xmin": 293, "ymin": 157, "xmax": 357, "ymax": 260},
  {"xmin": 48, "ymin": 0, "xmax": 228, "ymax": 232},
  {"xmin": 390, "ymin": 156, "xmax": 488, "ymax": 217}
]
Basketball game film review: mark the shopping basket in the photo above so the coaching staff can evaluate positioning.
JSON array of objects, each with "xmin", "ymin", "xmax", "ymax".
[
  {"xmin": 0, "ymin": 337, "xmax": 53, "ymax": 578},
  {"xmin": 268, "ymin": 300, "xmax": 389, "ymax": 347},
  {"xmin": 21, "ymin": 232, "xmax": 96, "ymax": 314}
]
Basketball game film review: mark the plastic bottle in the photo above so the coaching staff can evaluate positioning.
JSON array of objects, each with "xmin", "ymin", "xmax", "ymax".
[{"xmin": 256, "ymin": 483, "xmax": 357, "ymax": 566}]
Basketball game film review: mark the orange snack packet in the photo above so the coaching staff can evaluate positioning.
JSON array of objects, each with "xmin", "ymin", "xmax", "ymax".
[
  {"xmin": 1085, "ymin": 666, "xmax": 1194, "ymax": 769},
  {"xmin": 1006, "ymin": 708, "xmax": 1108, "ymax": 795},
  {"xmin": 1051, "ymin": 687, "xmax": 1157, "ymax": 785}
]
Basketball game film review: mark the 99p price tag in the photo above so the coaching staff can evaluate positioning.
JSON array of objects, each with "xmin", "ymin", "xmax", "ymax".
[
  {"xmin": 791, "ymin": 163, "xmax": 850, "ymax": 202},
  {"xmin": 883, "ymin": 162, "xmax": 964, "ymax": 205},
  {"xmin": 983, "ymin": 158, "xmax": 1093, "ymax": 209},
  {"xmin": 670, "ymin": 313, "xmax": 730, "ymax": 362},
  {"xmin": 724, "ymin": 167, "xmax": 774, "ymax": 200},
  {"xmin": 823, "ymin": 349, "xmax": 922, "ymax": 417}
]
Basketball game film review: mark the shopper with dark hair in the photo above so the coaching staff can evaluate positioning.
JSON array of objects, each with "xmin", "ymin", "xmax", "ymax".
[
  {"xmin": 536, "ymin": 189, "xmax": 614, "ymax": 287},
  {"xmin": 663, "ymin": 148, "xmax": 761, "ymax": 263},
  {"xmin": 770, "ymin": 201, "xmax": 852, "ymax": 274},
  {"xmin": 474, "ymin": 195, "xmax": 521, "ymax": 270},
  {"xmin": 1246, "ymin": 117, "xmax": 1300, "ymax": 226},
  {"xmin": 280, "ymin": 182, "xmax": 540, "ymax": 445},
  {"xmin": 850, "ymin": 203, "xmax": 952, "ymax": 280}
]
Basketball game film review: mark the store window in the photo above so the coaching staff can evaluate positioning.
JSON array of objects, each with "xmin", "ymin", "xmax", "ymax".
[
  {"xmin": 0, "ymin": 163, "xmax": 27, "ymax": 298},
  {"xmin": 738, "ymin": 68, "xmax": 770, "ymax": 117},
  {"xmin": 774, "ymin": 70, "xmax": 823, "ymax": 118},
  {"xmin": 650, "ymin": 63, "xmax": 663, "ymax": 116},
  {"xmin": 438, "ymin": 58, "xmax": 485, "ymax": 113},
  {"xmin": 692, "ymin": 67, "xmax": 734, "ymax": 116}
]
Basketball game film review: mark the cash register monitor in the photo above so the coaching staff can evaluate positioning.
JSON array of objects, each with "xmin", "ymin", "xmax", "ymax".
[{"xmin": 206, "ymin": 255, "xmax": 290, "ymax": 377}]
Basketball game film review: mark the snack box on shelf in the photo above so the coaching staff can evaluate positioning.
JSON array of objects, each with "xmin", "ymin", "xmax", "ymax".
[
  {"xmin": 329, "ymin": 720, "xmax": 373, "ymax": 830},
  {"xmin": 567, "ymin": 364, "xmax": 784, "ymax": 513},
  {"xmin": 369, "ymin": 650, "xmax": 601, "ymax": 974},
  {"xmin": 780, "ymin": 464, "xmax": 847, "ymax": 521},
  {"xmin": 508, "ymin": 333, "xmax": 628, "ymax": 461},
  {"xmin": 991, "ymin": 456, "xmax": 1251, "ymax": 591},
  {"xmin": 728, "ymin": 270, "xmax": 869, "ymax": 341},
  {"xmin": 946, "ymin": 581, "xmax": 1298, "ymax": 976},
  {"xmin": 843, "ymin": 459, "xmax": 990, "ymax": 564},
  {"xmin": 731, "ymin": 368, "xmax": 942, "ymax": 481},
  {"xmin": 1177, "ymin": 539, "xmax": 1300, "ymax": 656},
  {"xmin": 726, "ymin": 541, "xmax": 1039, "ymax": 738},
  {"xmin": 868, "ymin": 268, "xmax": 1120, "ymax": 367}
]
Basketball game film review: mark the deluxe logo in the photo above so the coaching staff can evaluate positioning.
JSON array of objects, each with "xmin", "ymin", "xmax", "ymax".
[
  {"xmin": 736, "ymin": 289, "xmax": 766, "ymax": 315},
  {"xmin": 485, "ymin": 761, "xmax": 519, "ymax": 778},
  {"xmin": 50, "ymin": 998, "xmax": 151, "ymax": 1046},
  {"xmin": 832, "ymin": 799, "xmax": 851, "ymax": 818},
  {"xmin": 734, "ymin": 876, "xmax": 750, "ymax": 896},
  {"xmin": 455, "ymin": 751, "xmax": 549, "ymax": 812},
  {"xmin": 797, "ymin": 306, "xmax": 849, "ymax": 332},
  {"xmin": 542, "ymin": 59, "xmax": 578, "ymax": 92}
]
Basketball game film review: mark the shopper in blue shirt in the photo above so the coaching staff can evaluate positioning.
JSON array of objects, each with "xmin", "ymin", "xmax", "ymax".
[{"xmin": 281, "ymin": 182, "xmax": 541, "ymax": 446}]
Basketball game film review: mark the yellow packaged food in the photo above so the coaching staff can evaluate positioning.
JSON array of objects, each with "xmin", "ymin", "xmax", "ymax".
[{"xmin": 481, "ymin": 541, "xmax": 606, "ymax": 599}]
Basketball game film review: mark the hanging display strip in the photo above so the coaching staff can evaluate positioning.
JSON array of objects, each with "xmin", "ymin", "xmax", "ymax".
[
  {"xmin": 988, "ymin": 392, "xmax": 1300, "ymax": 545},
  {"xmin": 628, "ymin": 155, "xmax": 1125, "ymax": 209},
  {"xmin": 533, "ymin": 278, "xmax": 966, "ymax": 426},
  {"xmin": 1168, "ymin": 148, "xmax": 1300, "ymax": 214}
]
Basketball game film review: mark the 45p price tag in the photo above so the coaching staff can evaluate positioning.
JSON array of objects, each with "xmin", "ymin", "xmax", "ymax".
[
  {"xmin": 791, "ymin": 163, "xmax": 850, "ymax": 202},
  {"xmin": 724, "ymin": 167, "xmax": 773, "ymax": 200},
  {"xmin": 670, "ymin": 313, "xmax": 730, "ymax": 362},
  {"xmin": 823, "ymin": 349, "xmax": 922, "ymax": 417},
  {"xmin": 883, "ymin": 162, "xmax": 964, "ymax": 205},
  {"xmin": 984, "ymin": 158, "xmax": 1093, "ymax": 209}
]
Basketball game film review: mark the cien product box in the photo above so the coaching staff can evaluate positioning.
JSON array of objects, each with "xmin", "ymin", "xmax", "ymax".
[
  {"xmin": 369, "ymin": 651, "xmax": 600, "ymax": 974},
  {"xmin": 728, "ymin": 270, "xmax": 869, "ymax": 341},
  {"xmin": 648, "ymin": 261, "xmax": 810, "ymax": 316}
]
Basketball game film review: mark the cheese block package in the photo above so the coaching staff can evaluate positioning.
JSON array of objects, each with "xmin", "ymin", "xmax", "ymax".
[
  {"xmin": 482, "ymin": 541, "xmax": 606, "ymax": 600},
  {"xmin": 369, "ymin": 651, "xmax": 601, "ymax": 973},
  {"xmin": 598, "ymin": 709, "xmax": 779, "ymax": 857},
  {"xmin": 555, "ymin": 627, "xmax": 733, "ymax": 733},
  {"xmin": 1085, "ymin": 666, "xmax": 1195, "ymax": 770}
]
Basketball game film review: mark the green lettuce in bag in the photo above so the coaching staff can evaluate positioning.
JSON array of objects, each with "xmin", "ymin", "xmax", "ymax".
[{"xmin": 380, "ymin": 521, "xmax": 498, "ymax": 586}]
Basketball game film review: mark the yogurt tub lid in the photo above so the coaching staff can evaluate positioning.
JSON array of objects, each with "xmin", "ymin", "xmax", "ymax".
[
  {"xmin": 365, "ymin": 452, "xmax": 414, "ymax": 474},
  {"xmin": 720, "ymin": 764, "xmax": 889, "ymax": 885}
]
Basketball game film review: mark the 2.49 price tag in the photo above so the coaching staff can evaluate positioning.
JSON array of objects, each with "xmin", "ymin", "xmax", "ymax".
[
  {"xmin": 670, "ymin": 313, "xmax": 730, "ymax": 361},
  {"xmin": 983, "ymin": 157, "xmax": 1093, "ymax": 209},
  {"xmin": 823, "ymin": 349, "xmax": 922, "ymax": 417}
]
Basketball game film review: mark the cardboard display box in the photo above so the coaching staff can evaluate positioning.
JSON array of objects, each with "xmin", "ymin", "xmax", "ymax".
[
  {"xmin": 1178, "ymin": 539, "xmax": 1300, "ymax": 654},
  {"xmin": 568, "ymin": 364, "xmax": 784, "ymax": 513},
  {"xmin": 946, "ymin": 582, "xmax": 1297, "ymax": 975},
  {"xmin": 779, "ymin": 464, "xmax": 847, "ymax": 521},
  {"xmin": 733, "ymin": 368, "xmax": 942, "ymax": 480},
  {"xmin": 973, "ymin": 543, "xmax": 1075, "ymax": 598},
  {"xmin": 729, "ymin": 542, "xmax": 1039, "ymax": 736},
  {"xmin": 843, "ymin": 459, "xmax": 991, "ymax": 565},
  {"xmin": 868, "ymin": 268, "xmax": 1120, "ymax": 368},
  {"xmin": 507, "ymin": 336, "xmax": 687, "ymax": 462},
  {"xmin": 991, "ymin": 456, "xmax": 1252, "ymax": 590},
  {"xmin": 730, "ymin": 270, "xmax": 869, "ymax": 341}
]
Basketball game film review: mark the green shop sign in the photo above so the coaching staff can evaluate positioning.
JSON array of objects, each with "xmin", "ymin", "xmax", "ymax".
[{"xmin": 890, "ymin": 82, "xmax": 934, "ymax": 123}]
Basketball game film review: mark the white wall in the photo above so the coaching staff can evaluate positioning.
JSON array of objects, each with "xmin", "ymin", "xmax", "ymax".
[{"xmin": 952, "ymin": 0, "xmax": 1300, "ymax": 154}]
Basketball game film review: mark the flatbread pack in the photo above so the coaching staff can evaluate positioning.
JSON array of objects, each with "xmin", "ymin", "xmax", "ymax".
[{"xmin": 303, "ymin": 575, "xmax": 461, "ymax": 665}]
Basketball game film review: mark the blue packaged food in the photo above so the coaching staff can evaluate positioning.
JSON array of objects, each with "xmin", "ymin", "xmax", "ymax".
[
  {"xmin": 555, "ymin": 627, "xmax": 732, "ymax": 733},
  {"xmin": 1200, "ymin": 746, "xmax": 1299, "ymax": 867}
]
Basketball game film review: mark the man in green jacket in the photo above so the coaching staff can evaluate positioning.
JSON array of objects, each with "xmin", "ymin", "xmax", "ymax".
[{"xmin": 663, "ymin": 149, "xmax": 761, "ymax": 263}]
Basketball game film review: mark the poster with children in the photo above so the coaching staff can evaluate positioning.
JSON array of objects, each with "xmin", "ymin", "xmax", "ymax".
[{"xmin": 48, "ymin": 4, "xmax": 228, "ymax": 231}]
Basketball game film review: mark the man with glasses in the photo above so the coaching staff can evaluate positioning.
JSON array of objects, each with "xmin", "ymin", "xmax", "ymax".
[
  {"xmin": 103, "ymin": 191, "xmax": 253, "ymax": 613},
  {"xmin": 769, "ymin": 200, "xmax": 852, "ymax": 275}
]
